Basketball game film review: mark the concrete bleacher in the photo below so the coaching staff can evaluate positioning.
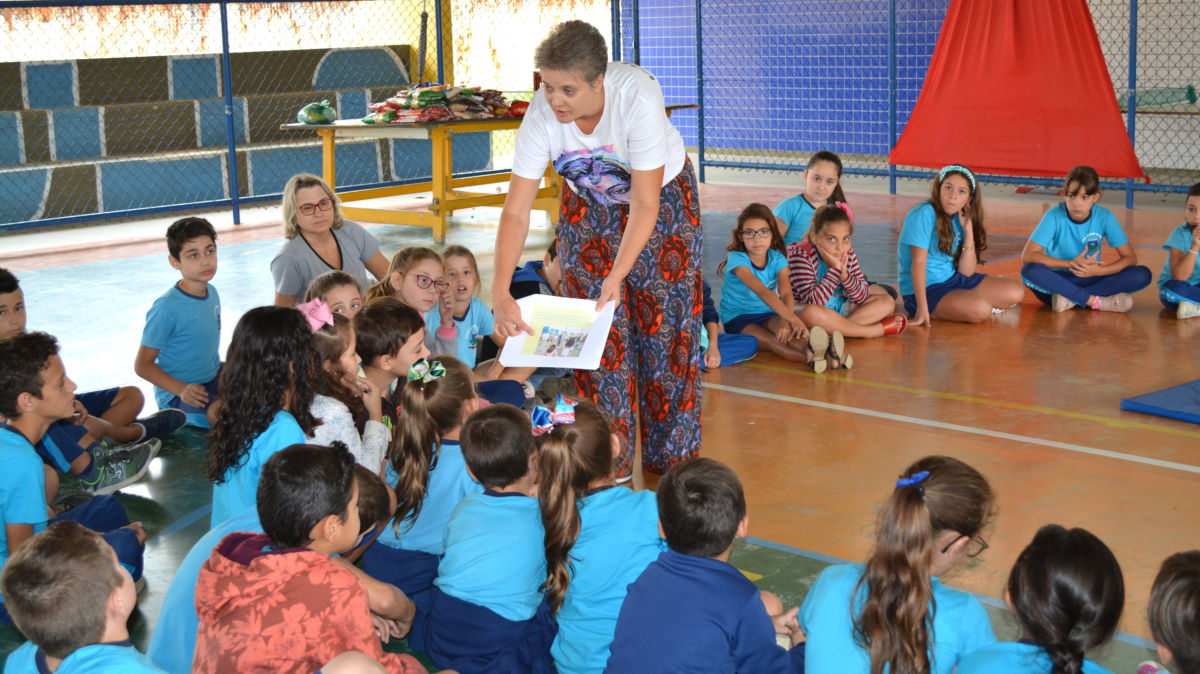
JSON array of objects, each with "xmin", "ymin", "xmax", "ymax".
[{"xmin": 0, "ymin": 46, "xmax": 493, "ymax": 225}]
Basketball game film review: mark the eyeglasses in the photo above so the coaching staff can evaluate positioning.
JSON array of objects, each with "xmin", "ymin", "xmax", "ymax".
[
  {"xmin": 940, "ymin": 534, "xmax": 989, "ymax": 558},
  {"xmin": 298, "ymin": 198, "xmax": 334, "ymax": 216},
  {"xmin": 411, "ymin": 274, "xmax": 449, "ymax": 291},
  {"xmin": 739, "ymin": 227, "xmax": 773, "ymax": 240}
]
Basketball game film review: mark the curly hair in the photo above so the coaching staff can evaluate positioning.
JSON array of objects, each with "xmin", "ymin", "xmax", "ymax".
[
  {"xmin": 717, "ymin": 203, "xmax": 786, "ymax": 274},
  {"xmin": 207, "ymin": 306, "xmax": 321, "ymax": 482},
  {"xmin": 0, "ymin": 332, "xmax": 58, "ymax": 418}
]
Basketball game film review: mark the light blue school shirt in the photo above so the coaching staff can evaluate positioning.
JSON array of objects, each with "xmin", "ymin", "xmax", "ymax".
[
  {"xmin": 209, "ymin": 410, "xmax": 304, "ymax": 527},
  {"xmin": 378, "ymin": 440, "xmax": 482, "ymax": 555},
  {"xmin": 5, "ymin": 640, "xmax": 164, "ymax": 673},
  {"xmin": 718, "ymin": 249, "xmax": 789, "ymax": 323},
  {"xmin": 898, "ymin": 202, "xmax": 963, "ymax": 296},
  {"xmin": 552, "ymin": 486, "xmax": 667, "ymax": 674},
  {"xmin": 1029, "ymin": 202, "xmax": 1129, "ymax": 262},
  {"xmin": 799, "ymin": 563, "xmax": 996, "ymax": 674},
  {"xmin": 146, "ymin": 509, "xmax": 262, "ymax": 674},
  {"xmin": 0, "ymin": 426, "xmax": 49, "ymax": 586},
  {"xmin": 424, "ymin": 297, "xmax": 495, "ymax": 367},
  {"xmin": 957, "ymin": 641, "xmax": 1112, "ymax": 674},
  {"xmin": 435, "ymin": 490, "xmax": 546, "ymax": 621},
  {"xmin": 140, "ymin": 284, "xmax": 222, "ymax": 408},
  {"xmin": 1158, "ymin": 223, "xmax": 1200, "ymax": 289},
  {"xmin": 774, "ymin": 193, "xmax": 820, "ymax": 246}
]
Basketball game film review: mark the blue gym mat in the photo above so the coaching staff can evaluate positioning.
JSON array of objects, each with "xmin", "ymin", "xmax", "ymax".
[{"xmin": 1120, "ymin": 380, "xmax": 1200, "ymax": 425}]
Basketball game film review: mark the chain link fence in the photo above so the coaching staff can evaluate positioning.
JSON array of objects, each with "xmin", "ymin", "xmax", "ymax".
[{"xmin": 616, "ymin": 0, "xmax": 1198, "ymax": 197}]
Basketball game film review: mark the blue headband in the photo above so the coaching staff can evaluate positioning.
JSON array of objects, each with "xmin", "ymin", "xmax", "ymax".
[
  {"xmin": 938, "ymin": 165, "xmax": 976, "ymax": 192},
  {"xmin": 896, "ymin": 470, "xmax": 930, "ymax": 489}
]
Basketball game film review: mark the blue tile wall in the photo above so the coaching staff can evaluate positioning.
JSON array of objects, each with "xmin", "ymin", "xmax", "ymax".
[
  {"xmin": 52, "ymin": 107, "xmax": 103, "ymax": 161},
  {"xmin": 25, "ymin": 62, "xmax": 76, "ymax": 110},
  {"xmin": 314, "ymin": 48, "xmax": 410, "ymax": 90},
  {"xmin": 0, "ymin": 168, "xmax": 48, "ymax": 222},
  {"xmin": 389, "ymin": 132, "xmax": 492, "ymax": 180},
  {"xmin": 0, "ymin": 113, "xmax": 22, "ymax": 165},
  {"xmin": 198, "ymin": 98, "xmax": 247, "ymax": 147},
  {"xmin": 336, "ymin": 90, "xmax": 369, "ymax": 120},
  {"xmin": 247, "ymin": 140, "xmax": 380, "ymax": 196},
  {"xmin": 171, "ymin": 56, "xmax": 220, "ymax": 100},
  {"xmin": 101, "ymin": 155, "xmax": 226, "ymax": 210}
]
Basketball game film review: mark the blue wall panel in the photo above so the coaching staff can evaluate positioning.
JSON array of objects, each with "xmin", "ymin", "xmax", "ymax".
[{"xmin": 101, "ymin": 156, "xmax": 225, "ymax": 210}]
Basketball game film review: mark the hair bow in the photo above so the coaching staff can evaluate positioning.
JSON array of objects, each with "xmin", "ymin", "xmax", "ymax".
[
  {"xmin": 532, "ymin": 395, "xmax": 578, "ymax": 436},
  {"xmin": 834, "ymin": 201, "xmax": 855, "ymax": 223},
  {"xmin": 937, "ymin": 164, "xmax": 977, "ymax": 192},
  {"xmin": 296, "ymin": 298, "xmax": 334, "ymax": 332},
  {"xmin": 895, "ymin": 470, "xmax": 930, "ymax": 489},
  {"xmin": 407, "ymin": 358, "xmax": 446, "ymax": 384}
]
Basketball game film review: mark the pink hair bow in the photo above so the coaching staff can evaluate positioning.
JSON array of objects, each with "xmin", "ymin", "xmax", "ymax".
[
  {"xmin": 835, "ymin": 201, "xmax": 854, "ymax": 223},
  {"xmin": 296, "ymin": 298, "xmax": 334, "ymax": 332}
]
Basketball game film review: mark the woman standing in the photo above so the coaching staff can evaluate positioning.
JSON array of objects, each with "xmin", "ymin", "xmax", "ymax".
[
  {"xmin": 271, "ymin": 173, "xmax": 390, "ymax": 307},
  {"xmin": 491, "ymin": 21, "xmax": 702, "ymax": 479}
]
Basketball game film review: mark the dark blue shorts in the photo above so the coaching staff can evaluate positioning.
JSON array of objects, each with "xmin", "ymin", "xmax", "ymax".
[
  {"xmin": 723, "ymin": 312, "xmax": 775, "ymax": 335},
  {"xmin": 904, "ymin": 272, "xmax": 988, "ymax": 316},
  {"xmin": 37, "ymin": 387, "xmax": 122, "ymax": 472}
]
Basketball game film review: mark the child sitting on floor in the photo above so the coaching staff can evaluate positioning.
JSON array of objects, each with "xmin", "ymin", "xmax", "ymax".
[
  {"xmin": 193, "ymin": 442, "xmax": 427, "ymax": 674},
  {"xmin": 1156, "ymin": 182, "xmax": 1200, "ymax": 319},
  {"xmin": 1, "ymin": 521, "xmax": 159, "ymax": 672},
  {"xmin": 1020, "ymin": 165, "xmax": 1152, "ymax": 313},
  {"xmin": 427, "ymin": 403, "xmax": 556, "ymax": 673},
  {"xmin": 134, "ymin": 217, "xmax": 223, "ymax": 428},
  {"xmin": 0, "ymin": 332, "xmax": 146, "ymax": 625},
  {"xmin": 354, "ymin": 297, "xmax": 430, "ymax": 435},
  {"xmin": 1138, "ymin": 551, "xmax": 1200, "ymax": 674},
  {"xmin": 306, "ymin": 269, "xmax": 366, "ymax": 319},
  {"xmin": 606, "ymin": 457, "xmax": 804, "ymax": 672},
  {"xmin": 0, "ymin": 268, "xmax": 182, "ymax": 495},
  {"xmin": 774, "ymin": 150, "xmax": 849, "ymax": 246},
  {"xmin": 700, "ymin": 279, "xmax": 758, "ymax": 369}
]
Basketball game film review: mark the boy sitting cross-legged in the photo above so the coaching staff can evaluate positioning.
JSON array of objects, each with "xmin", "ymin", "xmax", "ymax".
[
  {"xmin": 0, "ymin": 333, "xmax": 145, "ymax": 626},
  {"xmin": 1, "ymin": 520, "xmax": 160, "ymax": 673},
  {"xmin": 605, "ymin": 457, "xmax": 805, "ymax": 673},
  {"xmin": 134, "ymin": 217, "xmax": 222, "ymax": 428}
]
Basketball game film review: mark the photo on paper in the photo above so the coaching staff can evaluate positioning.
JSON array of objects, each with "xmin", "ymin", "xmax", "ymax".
[{"xmin": 532, "ymin": 325, "xmax": 589, "ymax": 358}]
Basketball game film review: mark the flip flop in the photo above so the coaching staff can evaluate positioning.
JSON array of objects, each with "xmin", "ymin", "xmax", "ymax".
[
  {"xmin": 807, "ymin": 326, "xmax": 829, "ymax": 374},
  {"xmin": 828, "ymin": 330, "xmax": 853, "ymax": 370}
]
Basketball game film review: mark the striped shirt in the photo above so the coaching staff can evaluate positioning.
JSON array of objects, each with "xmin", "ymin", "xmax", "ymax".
[{"xmin": 787, "ymin": 239, "xmax": 870, "ymax": 307}]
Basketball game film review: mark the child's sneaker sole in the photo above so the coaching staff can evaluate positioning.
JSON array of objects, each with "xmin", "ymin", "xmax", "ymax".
[
  {"xmin": 807, "ymin": 327, "xmax": 829, "ymax": 374},
  {"xmin": 1177, "ymin": 301, "xmax": 1200, "ymax": 319},
  {"xmin": 1093, "ymin": 293, "xmax": 1133, "ymax": 313},
  {"xmin": 87, "ymin": 438, "xmax": 160, "ymax": 495},
  {"xmin": 1051, "ymin": 294, "xmax": 1074, "ymax": 312}
]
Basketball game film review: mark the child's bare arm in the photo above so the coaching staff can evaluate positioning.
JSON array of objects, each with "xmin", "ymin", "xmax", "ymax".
[
  {"xmin": 335, "ymin": 557, "xmax": 416, "ymax": 627},
  {"xmin": 135, "ymin": 345, "xmax": 208, "ymax": 407},
  {"xmin": 5, "ymin": 523, "xmax": 34, "ymax": 556}
]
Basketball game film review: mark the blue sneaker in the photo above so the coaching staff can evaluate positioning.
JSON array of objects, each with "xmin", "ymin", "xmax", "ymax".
[{"xmin": 134, "ymin": 408, "xmax": 187, "ymax": 441}]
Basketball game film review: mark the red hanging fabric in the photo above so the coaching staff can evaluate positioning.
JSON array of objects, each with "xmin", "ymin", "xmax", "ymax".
[{"xmin": 888, "ymin": 0, "xmax": 1147, "ymax": 180}]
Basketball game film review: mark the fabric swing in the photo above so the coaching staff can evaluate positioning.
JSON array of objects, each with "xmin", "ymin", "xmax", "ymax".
[{"xmin": 889, "ymin": 0, "xmax": 1147, "ymax": 180}]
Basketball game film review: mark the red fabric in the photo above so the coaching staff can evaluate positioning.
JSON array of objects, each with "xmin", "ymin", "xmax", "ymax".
[{"xmin": 888, "ymin": 0, "xmax": 1147, "ymax": 180}]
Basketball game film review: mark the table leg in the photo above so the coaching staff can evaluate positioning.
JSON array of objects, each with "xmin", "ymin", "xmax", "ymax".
[
  {"xmin": 320, "ymin": 129, "xmax": 337, "ymax": 188},
  {"xmin": 430, "ymin": 127, "xmax": 452, "ymax": 243}
]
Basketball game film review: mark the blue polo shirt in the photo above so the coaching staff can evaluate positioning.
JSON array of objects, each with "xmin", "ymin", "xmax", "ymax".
[
  {"xmin": 1158, "ymin": 223, "xmax": 1200, "ymax": 289},
  {"xmin": 378, "ymin": 440, "xmax": 482, "ymax": 555},
  {"xmin": 5, "ymin": 640, "xmax": 163, "ymax": 673},
  {"xmin": 774, "ymin": 194, "xmax": 820, "ymax": 246},
  {"xmin": 0, "ymin": 425, "xmax": 49, "ymax": 585},
  {"xmin": 957, "ymin": 641, "xmax": 1112, "ymax": 674},
  {"xmin": 1029, "ymin": 202, "xmax": 1128, "ymax": 262},
  {"xmin": 719, "ymin": 249, "xmax": 788, "ymax": 323},
  {"xmin": 800, "ymin": 563, "xmax": 996, "ymax": 674},
  {"xmin": 210, "ymin": 410, "xmax": 304, "ymax": 527},
  {"xmin": 898, "ymin": 202, "xmax": 963, "ymax": 296},
  {"xmin": 435, "ymin": 490, "xmax": 546, "ymax": 621},
  {"xmin": 140, "ymin": 283, "xmax": 222, "ymax": 408},
  {"xmin": 605, "ymin": 549, "xmax": 800, "ymax": 673}
]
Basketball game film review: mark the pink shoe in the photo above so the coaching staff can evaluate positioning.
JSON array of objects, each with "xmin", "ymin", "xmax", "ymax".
[{"xmin": 881, "ymin": 313, "xmax": 907, "ymax": 336}]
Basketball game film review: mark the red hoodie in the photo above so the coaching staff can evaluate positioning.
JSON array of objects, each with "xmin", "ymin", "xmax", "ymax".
[{"xmin": 193, "ymin": 532, "xmax": 422, "ymax": 674}]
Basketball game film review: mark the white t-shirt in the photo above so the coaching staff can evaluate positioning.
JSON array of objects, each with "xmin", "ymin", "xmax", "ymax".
[{"xmin": 511, "ymin": 61, "xmax": 686, "ymax": 206}]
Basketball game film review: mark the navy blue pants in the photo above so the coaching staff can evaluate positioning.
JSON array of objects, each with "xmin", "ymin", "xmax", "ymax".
[
  {"xmin": 35, "ymin": 388, "xmax": 119, "ymax": 473},
  {"xmin": 427, "ymin": 588, "xmax": 557, "ymax": 674},
  {"xmin": 1160, "ymin": 279, "xmax": 1200, "ymax": 307},
  {"xmin": 361, "ymin": 542, "xmax": 438, "ymax": 652},
  {"xmin": 1021, "ymin": 262, "xmax": 1151, "ymax": 307}
]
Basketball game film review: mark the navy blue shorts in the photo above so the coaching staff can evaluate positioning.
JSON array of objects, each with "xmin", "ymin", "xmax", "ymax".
[
  {"xmin": 723, "ymin": 312, "xmax": 775, "ymax": 335},
  {"xmin": 904, "ymin": 272, "xmax": 988, "ymax": 316},
  {"xmin": 37, "ymin": 387, "xmax": 122, "ymax": 472}
]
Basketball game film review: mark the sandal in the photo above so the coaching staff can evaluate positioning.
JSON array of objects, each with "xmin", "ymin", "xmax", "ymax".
[
  {"xmin": 828, "ymin": 330, "xmax": 853, "ymax": 370},
  {"xmin": 806, "ymin": 326, "xmax": 829, "ymax": 374},
  {"xmin": 881, "ymin": 313, "xmax": 908, "ymax": 336}
]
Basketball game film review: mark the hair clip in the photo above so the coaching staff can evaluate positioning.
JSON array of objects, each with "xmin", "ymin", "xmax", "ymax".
[
  {"xmin": 834, "ymin": 201, "xmax": 855, "ymax": 223},
  {"xmin": 895, "ymin": 470, "xmax": 930, "ymax": 489},
  {"xmin": 531, "ymin": 395, "xmax": 578, "ymax": 436},
  {"xmin": 296, "ymin": 298, "xmax": 334, "ymax": 333},
  {"xmin": 938, "ymin": 165, "xmax": 976, "ymax": 192},
  {"xmin": 407, "ymin": 358, "xmax": 446, "ymax": 384}
]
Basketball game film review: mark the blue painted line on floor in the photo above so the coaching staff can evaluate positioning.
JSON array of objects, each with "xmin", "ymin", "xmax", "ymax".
[
  {"xmin": 152, "ymin": 503, "xmax": 211, "ymax": 544},
  {"xmin": 741, "ymin": 535, "xmax": 1156, "ymax": 651}
]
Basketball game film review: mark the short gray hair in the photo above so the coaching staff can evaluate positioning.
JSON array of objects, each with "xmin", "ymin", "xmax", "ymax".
[{"xmin": 534, "ymin": 21, "xmax": 608, "ymax": 83}]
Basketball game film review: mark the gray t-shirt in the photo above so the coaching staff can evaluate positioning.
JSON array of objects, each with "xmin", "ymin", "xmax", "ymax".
[{"xmin": 270, "ymin": 220, "xmax": 381, "ymax": 298}]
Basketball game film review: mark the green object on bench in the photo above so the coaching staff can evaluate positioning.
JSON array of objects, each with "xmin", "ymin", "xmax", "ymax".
[
  {"xmin": 297, "ymin": 99, "xmax": 337, "ymax": 124},
  {"xmin": 1118, "ymin": 85, "xmax": 1197, "ymax": 110}
]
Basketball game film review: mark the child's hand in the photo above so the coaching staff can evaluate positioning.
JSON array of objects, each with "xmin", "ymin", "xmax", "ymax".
[
  {"xmin": 704, "ymin": 344, "xmax": 721, "ymax": 370},
  {"xmin": 179, "ymin": 383, "xmax": 209, "ymax": 408},
  {"xmin": 770, "ymin": 606, "xmax": 800, "ymax": 635},
  {"xmin": 437, "ymin": 284, "xmax": 455, "ymax": 323},
  {"xmin": 1068, "ymin": 253, "xmax": 1101, "ymax": 277},
  {"xmin": 357, "ymin": 376, "xmax": 383, "ymax": 419},
  {"xmin": 960, "ymin": 204, "xmax": 974, "ymax": 230},
  {"xmin": 1191, "ymin": 230, "xmax": 1200, "ymax": 251},
  {"xmin": 778, "ymin": 315, "xmax": 809, "ymax": 344},
  {"xmin": 911, "ymin": 306, "xmax": 931, "ymax": 328},
  {"xmin": 71, "ymin": 399, "xmax": 89, "ymax": 425},
  {"xmin": 838, "ymin": 250, "xmax": 851, "ymax": 281}
]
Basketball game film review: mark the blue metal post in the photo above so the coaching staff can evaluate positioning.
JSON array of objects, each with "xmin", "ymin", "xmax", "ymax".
[
  {"xmin": 1124, "ymin": 0, "xmax": 1137, "ymax": 209},
  {"xmin": 435, "ymin": 0, "xmax": 445, "ymax": 83},
  {"xmin": 219, "ymin": 1, "xmax": 241, "ymax": 224},
  {"xmin": 632, "ymin": 0, "xmax": 641, "ymax": 64},
  {"xmin": 694, "ymin": 0, "xmax": 705, "ymax": 184},
  {"xmin": 887, "ymin": 0, "xmax": 897, "ymax": 195},
  {"xmin": 611, "ymin": 0, "xmax": 622, "ymax": 61}
]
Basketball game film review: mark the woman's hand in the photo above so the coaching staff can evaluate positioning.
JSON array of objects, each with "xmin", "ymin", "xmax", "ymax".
[
  {"xmin": 492, "ymin": 292, "xmax": 532, "ymax": 338},
  {"xmin": 595, "ymin": 271, "xmax": 627, "ymax": 311}
]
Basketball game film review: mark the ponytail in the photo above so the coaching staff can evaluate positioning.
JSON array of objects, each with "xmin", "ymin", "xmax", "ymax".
[
  {"xmin": 386, "ymin": 356, "xmax": 475, "ymax": 530},
  {"xmin": 535, "ymin": 401, "xmax": 614, "ymax": 612},
  {"xmin": 853, "ymin": 456, "xmax": 995, "ymax": 674}
]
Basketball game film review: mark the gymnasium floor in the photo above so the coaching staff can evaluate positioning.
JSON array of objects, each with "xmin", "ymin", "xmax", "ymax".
[{"xmin": 1, "ymin": 176, "xmax": 1195, "ymax": 670}]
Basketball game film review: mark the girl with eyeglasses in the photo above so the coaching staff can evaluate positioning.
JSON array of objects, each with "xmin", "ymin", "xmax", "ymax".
[
  {"xmin": 271, "ymin": 173, "xmax": 390, "ymax": 308},
  {"xmin": 718, "ymin": 203, "xmax": 835, "ymax": 371},
  {"xmin": 799, "ymin": 455, "xmax": 998, "ymax": 674}
]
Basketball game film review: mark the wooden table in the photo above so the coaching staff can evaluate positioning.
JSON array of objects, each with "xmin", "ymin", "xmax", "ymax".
[{"xmin": 281, "ymin": 118, "xmax": 559, "ymax": 242}]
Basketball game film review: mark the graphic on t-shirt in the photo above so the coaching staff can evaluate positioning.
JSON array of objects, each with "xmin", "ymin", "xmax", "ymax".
[
  {"xmin": 1083, "ymin": 232, "xmax": 1103, "ymax": 260},
  {"xmin": 554, "ymin": 146, "xmax": 632, "ymax": 206}
]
